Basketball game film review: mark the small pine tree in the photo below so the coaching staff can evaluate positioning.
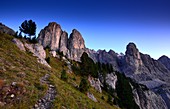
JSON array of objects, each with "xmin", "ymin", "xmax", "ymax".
[
  {"xmin": 79, "ymin": 77, "xmax": 89, "ymax": 93},
  {"xmin": 19, "ymin": 20, "xmax": 36, "ymax": 39},
  {"xmin": 107, "ymin": 94, "xmax": 113, "ymax": 105},
  {"xmin": 61, "ymin": 70, "xmax": 68, "ymax": 81}
]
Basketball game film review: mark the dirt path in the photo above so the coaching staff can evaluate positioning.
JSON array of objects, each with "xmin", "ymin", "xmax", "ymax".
[{"xmin": 33, "ymin": 74, "xmax": 57, "ymax": 109}]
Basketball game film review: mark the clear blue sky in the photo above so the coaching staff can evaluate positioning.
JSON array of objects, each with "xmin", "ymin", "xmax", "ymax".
[{"xmin": 1, "ymin": 0, "xmax": 170, "ymax": 59}]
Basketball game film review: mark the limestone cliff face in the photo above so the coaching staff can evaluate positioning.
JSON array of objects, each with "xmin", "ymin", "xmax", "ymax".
[
  {"xmin": 68, "ymin": 29, "xmax": 86, "ymax": 61},
  {"xmin": 68, "ymin": 29, "xmax": 85, "ymax": 50},
  {"xmin": 38, "ymin": 22, "xmax": 62, "ymax": 51},
  {"xmin": 132, "ymin": 85, "xmax": 168, "ymax": 109},
  {"xmin": 123, "ymin": 43, "xmax": 144, "ymax": 75},
  {"xmin": 38, "ymin": 23, "xmax": 86, "ymax": 61},
  {"xmin": 59, "ymin": 31, "xmax": 69, "ymax": 56}
]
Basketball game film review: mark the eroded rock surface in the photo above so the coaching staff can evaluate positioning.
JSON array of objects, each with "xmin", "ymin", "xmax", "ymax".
[
  {"xmin": 38, "ymin": 22, "xmax": 62, "ymax": 51},
  {"xmin": 12, "ymin": 38, "xmax": 26, "ymax": 51}
]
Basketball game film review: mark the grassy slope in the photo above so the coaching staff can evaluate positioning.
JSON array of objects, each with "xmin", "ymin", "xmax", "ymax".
[{"xmin": 0, "ymin": 33, "xmax": 118, "ymax": 109}]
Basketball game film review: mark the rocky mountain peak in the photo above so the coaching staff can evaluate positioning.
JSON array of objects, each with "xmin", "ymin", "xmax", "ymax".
[
  {"xmin": 122, "ymin": 43, "xmax": 143, "ymax": 75},
  {"xmin": 126, "ymin": 42, "xmax": 139, "ymax": 57},
  {"xmin": 68, "ymin": 29, "xmax": 85, "ymax": 49},
  {"xmin": 48, "ymin": 22, "xmax": 61, "ymax": 28},
  {"xmin": 158, "ymin": 55, "xmax": 170, "ymax": 71},
  {"xmin": 125, "ymin": 42, "xmax": 143, "ymax": 65},
  {"xmin": 38, "ymin": 22, "xmax": 62, "ymax": 51}
]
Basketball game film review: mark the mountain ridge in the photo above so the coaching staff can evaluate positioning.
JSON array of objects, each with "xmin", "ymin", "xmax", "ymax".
[
  {"xmin": 37, "ymin": 22, "xmax": 170, "ymax": 109},
  {"xmin": 1, "ymin": 22, "xmax": 170, "ymax": 109}
]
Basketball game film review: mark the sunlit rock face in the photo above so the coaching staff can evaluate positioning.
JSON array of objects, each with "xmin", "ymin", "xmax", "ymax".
[
  {"xmin": 59, "ymin": 31, "xmax": 69, "ymax": 56},
  {"xmin": 38, "ymin": 22, "xmax": 62, "ymax": 51},
  {"xmin": 12, "ymin": 38, "xmax": 26, "ymax": 51},
  {"xmin": 68, "ymin": 29, "xmax": 86, "ymax": 61}
]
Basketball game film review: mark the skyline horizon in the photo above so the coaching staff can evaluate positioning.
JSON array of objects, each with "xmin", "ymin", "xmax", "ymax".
[
  {"xmin": 1, "ymin": 0, "xmax": 170, "ymax": 59},
  {"xmin": 2, "ymin": 20, "xmax": 169, "ymax": 60}
]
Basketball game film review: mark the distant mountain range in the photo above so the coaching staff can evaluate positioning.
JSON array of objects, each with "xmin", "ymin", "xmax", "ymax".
[{"xmin": 1, "ymin": 22, "xmax": 170, "ymax": 109}]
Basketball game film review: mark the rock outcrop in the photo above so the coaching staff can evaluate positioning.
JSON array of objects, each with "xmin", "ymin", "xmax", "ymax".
[
  {"xmin": 96, "ymin": 50, "xmax": 119, "ymax": 71},
  {"xmin": 132, "ymin": 85, "xmax": 168, "ymax": 109},
  {"xmin": 121, "ymin": 43, "xmax": 144, "ymax": 75},
  {"xmin": 12, "ymin": 38, "xmax": 26, "ymax": 51},
  {"xmin": 38, "ymin": 23, "xmax": 86, "ymax": 61},
  {"xmin": 105, "ymin": 73, "xmax": 117, "ymax": 90},
  {"xmin": 0, "ymin": 23, "xmax": 15, "ymax": 36},
  {"xmin": 24, "ymin": 43, "xmax": 46, "ymax": 59},
  {"xmin": 68, "ymin": 29, "xmax": 86, "ymax": 61},
  {"xmin": 88, "ymin": 76, "xmax": 102, "ymax": 93},
  {"xmin": 38, "ymin": 22, "xmax": 62, "ymax": 51},
  {"xmin": 158, "ymin": 55, "xmax": 170, "ymax": 71},
  {"xmin": 59, "ymin": 31, "xmax": 69, "ymax": 56},
  {"xmin": 24, "ymin": 43, "xmax": 50, "ymax": 68},
  {"xmin": 12, "ymin": 37, "xmax": 50, "ymax": 68},
  {"xmin": 87, "ymin": 92, "xmax": 97, "ymax": 102}
]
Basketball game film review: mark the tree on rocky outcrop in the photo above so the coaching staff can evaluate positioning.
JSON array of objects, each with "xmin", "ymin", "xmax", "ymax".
[{"xmin": 19, "ymin": 20, "xmax": 36, "ymax": 39}]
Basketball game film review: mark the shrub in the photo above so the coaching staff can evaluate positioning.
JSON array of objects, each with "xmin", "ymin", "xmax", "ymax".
[
  {"xmin": 61, "ymin": 70, "xmax": 68, "ymax": 81},
  {"xmin": 79, "ymin": 77, "xmax": 89, "ymax": 93},
  {"xmin": 107, "ymin": 94, "xmax": 113, "ymax": 105},
  {"xmin": 45, "ymin": 57, "xmax": 50, "ymax": 64}
]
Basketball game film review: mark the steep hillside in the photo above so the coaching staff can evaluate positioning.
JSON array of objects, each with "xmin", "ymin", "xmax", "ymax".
[{"xmin": 0, "ymin": 32, "xmax": 119, "ymax": 108}]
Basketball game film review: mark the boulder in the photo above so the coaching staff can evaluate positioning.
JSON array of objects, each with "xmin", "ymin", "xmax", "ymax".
[
  {"xmin": 24, "ymin": 43, "xmax": 46, "ymax": 59},
  {"xmin": 24, "ymin": 43, "xmax": 51, "ymax": 68},
  {"xmin": 12, "ymin": 38, "xmax": 26, "ymax": 51},
  {"xmin": 49, "ymin": 51, "xmax": 56, "ymax": 57},
  {"xmin": 87, "ymin": 92, "xmax": 97, "ymax": 102}
]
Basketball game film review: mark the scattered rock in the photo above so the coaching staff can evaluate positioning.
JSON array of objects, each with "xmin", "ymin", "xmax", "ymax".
[
  {"xmin": 88, "ymin": 76, "xmax": 102, "ymax": 93},
  {"xmin": 87, "ymin": 92, "xmax": 97, "ymax": 102},
  {"xmin": 50, "ymin": 51, "xmax": 56, "ymax": 57},
  {"xmin": 10, "ymin": 94, "xmax": 15, "ymax": 98}
]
